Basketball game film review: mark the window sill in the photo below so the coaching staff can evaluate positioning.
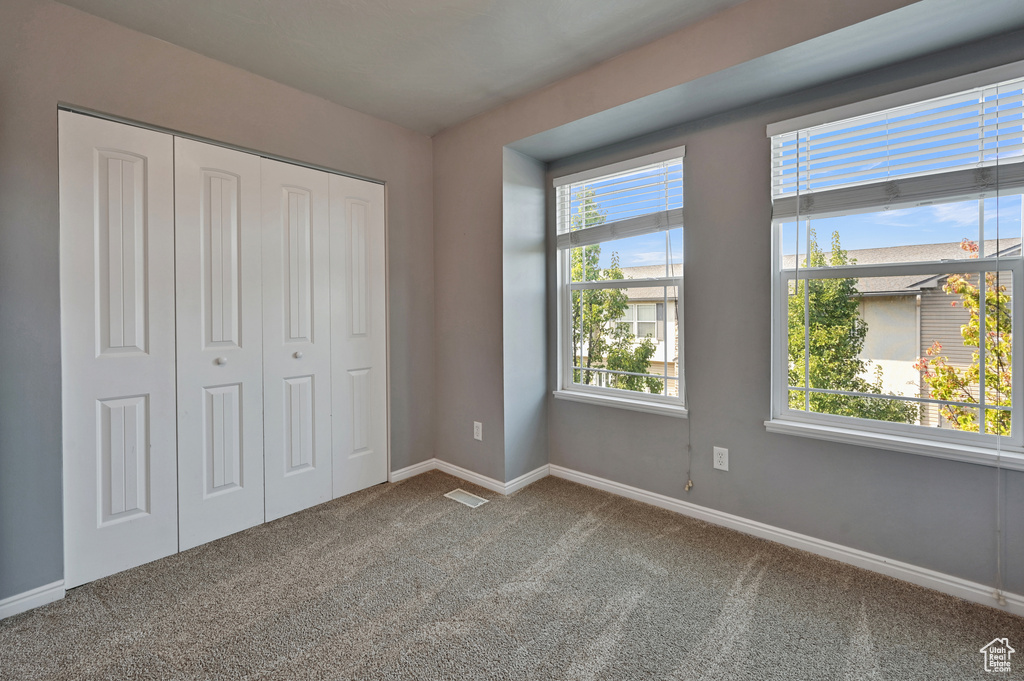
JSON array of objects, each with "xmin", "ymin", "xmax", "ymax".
[
  {"xmin": 553, "ymin": 389, "xmax": 688, "ymax": 418},
  {"xmin": 765, "ymin": 418, "xmax": 1024, "ymax": 471}
]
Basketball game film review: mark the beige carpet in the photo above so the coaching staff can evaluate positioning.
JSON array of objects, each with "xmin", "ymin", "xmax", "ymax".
[{"xmin": 1, "ymin": 471, "xmax": 1021, "ymax": 680}]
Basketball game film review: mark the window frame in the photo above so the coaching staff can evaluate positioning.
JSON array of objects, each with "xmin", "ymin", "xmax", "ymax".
[
  {"xmin": 553, "ymin": 146, "xmax": 686, "ymax": 416},
  {"xmin": 767, "ymin": 63, "xmax": 1024, "ymax": 469}
]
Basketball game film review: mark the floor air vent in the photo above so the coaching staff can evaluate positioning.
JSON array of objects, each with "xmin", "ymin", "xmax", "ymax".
[{"xmin": 444, "ymin": 489, "xmax": 489, "ymax": 508}]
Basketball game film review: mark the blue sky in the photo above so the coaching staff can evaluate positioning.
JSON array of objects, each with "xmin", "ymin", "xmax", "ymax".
[
  {"xmin": 780, "ymin": 195, "xmax": 1023, "ymax": 257},
  {"xmin": 588, "ymin": 228, "xmax": 683, "ymax": 270},
  {"xmin": 583, "ymin": 198, "xmax": 1023, "ymax": 271}
]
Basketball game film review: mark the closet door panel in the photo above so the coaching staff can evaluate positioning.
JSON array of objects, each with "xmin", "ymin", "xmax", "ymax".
[
  {"xmin": 59, "ymin": 111, "xmax": 178, "ymax": 588},
  {"xmin": 175, "ymin": 138, "xmax": 265, "ymax": 550},
  {"xmin": 262, "ymin": 158, "xmax": 333, "ymax": 521},
  {"xmin": 330, "ymin": 175, "xmax": 388, "ymax": 498}
]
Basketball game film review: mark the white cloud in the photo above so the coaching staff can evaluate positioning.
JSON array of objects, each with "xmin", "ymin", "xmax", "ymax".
[
  {"xmin": 620, "ymin": 251, "xmax": 667, "ymax": 266},
  {"xmin": 872, "ymin": 208, "xmax": 920, "ymax": 228},
  {"xmin": 869, "ymin": 202, "xmax": 982, "ymax": 231},
  {"xmin": 929, "ymin": 202, "xmax": 980, "ymax": 228}
]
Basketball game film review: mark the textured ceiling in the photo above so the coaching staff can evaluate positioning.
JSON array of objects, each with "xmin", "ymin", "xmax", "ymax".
[{"xmin": 55, "ymin": 0, "xmax": 748, "ymax": 135}]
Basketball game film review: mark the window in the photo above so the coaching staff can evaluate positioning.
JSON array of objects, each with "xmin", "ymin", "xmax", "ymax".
[
  {"xmin": 768, "ymin": 66, "xmax": 1024, "ymax": 464},
  {"xmin": 553, "ymin": 147, "xmax": 685, "ymax": 415},
  {"xmin": 617, "ymin": 303, "xmax": 662, "ymax": 340}
]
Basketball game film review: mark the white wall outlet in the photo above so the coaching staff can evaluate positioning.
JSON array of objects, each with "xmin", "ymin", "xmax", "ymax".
[
  {"xmin": 473, "ymin": 421, "xmax": 483, "ymax": 441},
  {"xmin": 713, "ymin": 446, "xmax": 729, "ymax": 471}
]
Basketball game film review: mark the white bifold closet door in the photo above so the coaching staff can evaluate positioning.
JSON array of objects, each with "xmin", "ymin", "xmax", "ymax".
[
  {"xmin": 261, "ymin": 158, "xmax": 334, "ymax": 521},
  {"xmin": 329, "ymin": 175, "xmax": 388, "ymax": 497},
  {"xmin": 174, "ymin": 139, "xmax": 266, "ymax": 550},
  {"xmin": 59, "ymin": 111, "xmax": 179, "ymax": 588},
  {"xmin": 61, "ymin": 113, "xmax": 389, "ymax": 586}
]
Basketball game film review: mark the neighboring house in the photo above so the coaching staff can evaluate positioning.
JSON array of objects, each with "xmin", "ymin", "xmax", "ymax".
[
  {"xmin": 786, "ymin": 239, "xmax": 1019, "ymax": 426},
  {"xmin": 599, "ymin": 239, "xmax": 1014, "ymax": 408},
  {"xmin": 582, "ymin": 264, "xmax": 682, "ymax": 396},
  {"xmin": 620, "ymin": 264, "xmax": 682, "ymax": 396}
]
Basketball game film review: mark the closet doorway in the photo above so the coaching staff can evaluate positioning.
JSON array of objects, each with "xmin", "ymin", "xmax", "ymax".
[{"xmin": 59, "ymin": 111, "xmax": 388, "ymax": 588}]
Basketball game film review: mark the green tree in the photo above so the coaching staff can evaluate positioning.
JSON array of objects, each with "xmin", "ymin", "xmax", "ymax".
[
  {"xmin": 916, "ymin": 239, "xmax": 1012, "ymax": 434},
  {"xmin": 570, "ymin": 190, "xmax": 663, "ymax": 394},
  {"xmin": 788, "ymin": 230, "xmax": 918, "ymax": 423}
]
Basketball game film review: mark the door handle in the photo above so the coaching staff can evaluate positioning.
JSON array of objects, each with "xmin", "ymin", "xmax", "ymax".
[
  {"xmin": 293, "ymin": 351, "xmax": 303, "ymax": 359},
  {"xmin": 215, "ymin": 357, "xmax": 227, "ymax": 366}
]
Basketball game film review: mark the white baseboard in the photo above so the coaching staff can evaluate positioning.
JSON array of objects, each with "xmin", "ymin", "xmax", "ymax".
[
  {"xmin": 433, "ymin": 459, "xmax": 509, "ymax": 494},
  {"xmin": 548, "ymin": 464, "xmax": 1024, "ymax": 618},
  {"xmin": 389, "ymin": 459, "xmax": 550, "ymax": 496},
  {"xmin": 0, "ymin": 580, "xmax": 65, "ymax": 621},
  {"xmin": 505, "ymin": 464, "xmax": 551, "ymax": 494},
  {"xmin": 388, "ymin": 458, "xmax": 436, "ymax": 483}
]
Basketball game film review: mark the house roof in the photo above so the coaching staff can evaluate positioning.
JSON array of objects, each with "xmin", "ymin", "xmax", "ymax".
[
  {"xmin": 615, "ymin": 238, "xmax": 1022, "ymax": 300},
  {"xmin": 617, "ymin": 264, "xmax": 681, "ymax": 301},
  {"xmin": 781, "ymin": 239, "xmax": 1021, "ymax": 295}
]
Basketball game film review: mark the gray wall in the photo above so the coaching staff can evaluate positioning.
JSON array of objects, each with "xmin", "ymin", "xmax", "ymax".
[
  {"xmin": 434, "ymin": 1, "xmax": 1024, "ymax": 594},
  {"xmin": 545, "ymin": 36, "xmax": 1024, "ymax": 593},
  {"xmin": 502, "ymin": 148, "xmax": 549, "ymax": 482},
  {"xmin": 0, "ymin": 0, "xmax": 435, "ymax": 600},
  {"xmin": 433, "ymin": 0, "xmax": 913, "ymax": 488}
]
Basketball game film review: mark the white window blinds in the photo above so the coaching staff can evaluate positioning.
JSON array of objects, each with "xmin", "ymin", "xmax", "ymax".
[
  {"xmin": 554, "ymin": 149, "xmax": 683, "ymax": 249},
  {"xmin": 771, "ymin": 75, "xmax": 1024, "ymax": 220}
]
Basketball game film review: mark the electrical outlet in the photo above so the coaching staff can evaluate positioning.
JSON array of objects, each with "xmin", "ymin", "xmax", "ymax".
[
  {"xmin": 473, "ymin": 421, "xmax": 483, "ymax": 441},
  {"xmin": 713, "ymin": 446, "xmax": 729, "ymax": 471}
]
